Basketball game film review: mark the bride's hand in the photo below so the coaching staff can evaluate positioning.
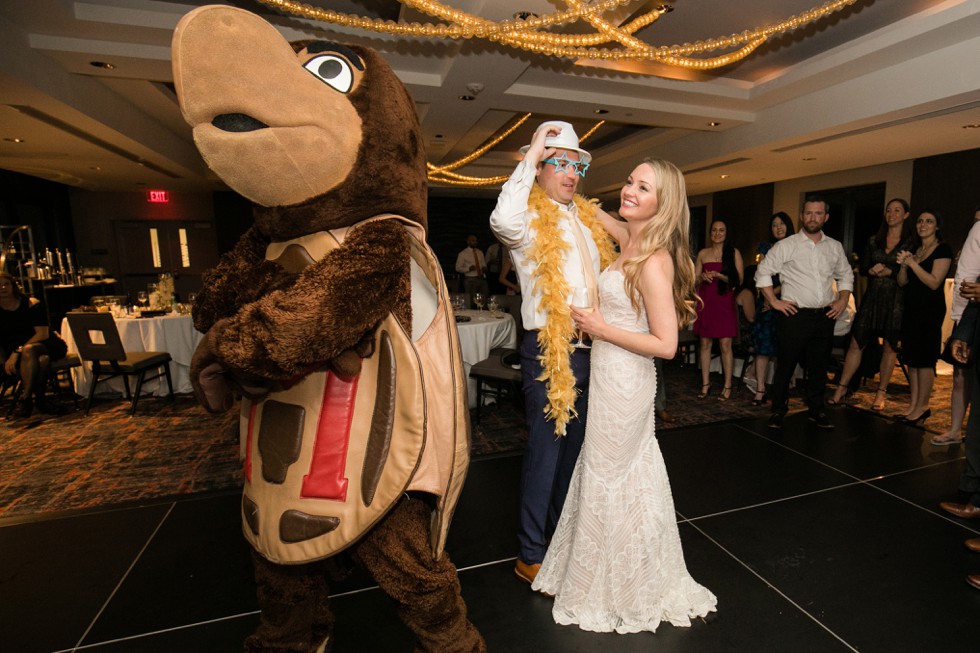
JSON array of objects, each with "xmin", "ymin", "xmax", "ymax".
[{"xmin": 571, "ymin": 305, "xmax": 606, "ymax": 339}]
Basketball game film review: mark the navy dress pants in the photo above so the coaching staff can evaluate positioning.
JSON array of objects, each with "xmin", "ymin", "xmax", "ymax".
[{"xmin": 517, "ymin": 330, "xmax": 589, "ymax": 564}]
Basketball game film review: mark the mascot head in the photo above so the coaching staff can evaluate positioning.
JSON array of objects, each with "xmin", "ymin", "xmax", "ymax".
[{"xmin": 172, "ymin": 5, "xmax": 427, "ymax": 239}]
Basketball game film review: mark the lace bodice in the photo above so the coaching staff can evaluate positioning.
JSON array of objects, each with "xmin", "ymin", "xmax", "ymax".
[{"xmin": 598, "ymin": 269, "xmax": 648, "ymax": 335}]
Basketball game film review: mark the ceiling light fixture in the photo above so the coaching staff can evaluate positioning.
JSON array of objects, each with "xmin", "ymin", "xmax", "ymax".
[
  {"xmin": 963, "ymin": 123, "xmax": 980, "ymax": 129},
  {"xmin": 458, "ymin": 95, "xmax": 475, "ymax": 101},
  {"xmin": 4, "ymin": 137, "xmax": 25, "ymax": 143},
  {"xmin": 802, "ymin": 157, "xmax": 816, "ymax": 161},
  {"xmin": 708, "ymin": 121, "xmax": 720, "ymax": 127},
  {"xmin": 594, "ymin": 108, "xmax": 609, "ymax": 114},
  {"xmin": 426, "ymin": 113, "xmax": 604, "ymax": 187},
  {"xmin": 89, "ymin": 61, "xmax": 115, "ymax": 69},
  {"xmin": 719, "ymin": 174, "xmax": 730, "ymax": 179},
  {"xmin": 255, "ymin": 0, "xmax": 858, "ymax": 70}
]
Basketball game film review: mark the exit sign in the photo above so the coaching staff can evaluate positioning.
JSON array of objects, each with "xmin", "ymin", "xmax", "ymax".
[{"xmin": 147, "ymin": 190, "xmax": 170, "ymax": 203}]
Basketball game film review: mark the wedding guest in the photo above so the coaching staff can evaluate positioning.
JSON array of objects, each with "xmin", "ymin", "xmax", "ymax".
[
  {"xmin": 895, "ymin": 211, "xmax": 952, "ymax": 424},
  {"xmin": 0, "ymin": 272, "xmax": 68, "ymax": 417},
  {"xmin": 747, "ymin": 213, "xmax": 795, "ymax": 405},
  {"xmin": 934, "ymin": 206, "xmax": 980, "ymax": 445},
  {"xmin": 757, "ymin": 197, "xmax": 853, "ymax": 430},
  {"xmin": 831, "ymin": 199, "xmax": 913, "ymax": 408},
  {"xmin": 693, "ymin": 219, "xmax": 744, "ymax": 400}
]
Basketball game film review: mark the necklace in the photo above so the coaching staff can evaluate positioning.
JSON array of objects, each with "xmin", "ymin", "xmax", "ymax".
[{"xmin": 915, "ymin": 239, "xmax": 937, "ymax": 262}]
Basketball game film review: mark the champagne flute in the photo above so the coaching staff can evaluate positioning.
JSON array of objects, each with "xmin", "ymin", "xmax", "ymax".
[
  {"xmin": 473, "ymin": 292, "xmax": 484, "ymax": 311},
  {"xmin": 569, "ymin": 287, "xmax": 593, "ymax": 348}
]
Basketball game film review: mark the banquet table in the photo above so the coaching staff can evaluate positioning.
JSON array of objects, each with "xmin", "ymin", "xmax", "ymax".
[
  {"xmin": 61, "ymin": 313, "xmax": 203, "ymax": 397},
  {"xmin": 454, "ymin": 309, "xmax": 518, "ymax": 407}
]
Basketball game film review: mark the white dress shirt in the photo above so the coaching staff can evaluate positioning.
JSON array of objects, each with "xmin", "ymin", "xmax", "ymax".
[
  {"xmin": 489, "ymin": 160, "xmax": 600, "ymax": 330},
  {"xmin": 952, "ymin": 221, "xmax": 980, "ymax": 322},
  {"xmin": 756, "ymin": 230, "xmax": 854, "ymax": 308},
  {"xmin": 455, "ymin": 247, "xmax": 486, "ymax": 278}
]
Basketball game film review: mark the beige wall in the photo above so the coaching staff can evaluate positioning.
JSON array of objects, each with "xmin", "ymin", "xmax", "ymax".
[{"xmin": 771, "ymin": 160, "xmax": 914, "ymax": 227}]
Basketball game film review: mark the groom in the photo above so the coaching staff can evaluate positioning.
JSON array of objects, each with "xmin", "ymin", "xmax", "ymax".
[{"xmin": 490, "ymin": 121, "xmax": 608, "ymax": 584}]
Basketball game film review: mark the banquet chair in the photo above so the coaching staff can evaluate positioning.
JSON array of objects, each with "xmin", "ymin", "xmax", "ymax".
[
  {"xmin": 65, "ymin": 312, "xmax": 174, "ymax": 415},
  {"xmin": 469, "ymin": 348, "xmax": 522, "ymax": 424}
]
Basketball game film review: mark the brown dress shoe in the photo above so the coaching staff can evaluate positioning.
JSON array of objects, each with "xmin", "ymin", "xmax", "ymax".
[
  {"xmin": 514, "ymin": 560, "xmax": 541, "ymax": 584},
  {"xmin": 966, "ymin": 537, "xmax": 980, "ymax": 553},
  {"xmin": 939, "ymin": 501, "xmax": 980, "ymax": 519},
  {"xmin": 967, "ymin": 575, "xmax": 980, "ymax": 591}
]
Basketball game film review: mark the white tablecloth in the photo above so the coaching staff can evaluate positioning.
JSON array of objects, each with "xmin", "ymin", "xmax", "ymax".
[
  {"xmin": 61, "ymin": 313, "xmax": 203, "ymax": 396},
  {"xmin": 455, "ymin": 309, "xmax": 518, "ymax": 406}
]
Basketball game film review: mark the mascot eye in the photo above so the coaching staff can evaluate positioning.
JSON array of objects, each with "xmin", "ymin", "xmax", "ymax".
[{"xmin": 303, "ymin": 55, "xmax": 354, "ymax": 93}]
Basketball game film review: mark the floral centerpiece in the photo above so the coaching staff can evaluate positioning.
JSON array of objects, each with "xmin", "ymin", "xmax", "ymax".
[{"xmin": 151, "ymin": 273, "xmax": 175, "ymax": 311}]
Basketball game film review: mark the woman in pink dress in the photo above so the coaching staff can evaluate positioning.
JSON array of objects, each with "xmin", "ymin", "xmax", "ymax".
[{"xmin": 694, "ymin": 219, "xmax": 744, "ymax": 400}]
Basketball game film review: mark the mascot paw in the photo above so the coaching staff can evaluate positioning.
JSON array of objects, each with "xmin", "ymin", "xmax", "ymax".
[
  {"xmin": 329, "ymin": 349, "xmax": 363, "ymax": 380},
  {"xmin": 194, "ymin": 361, "xmax": 236, "ymax": 413}
]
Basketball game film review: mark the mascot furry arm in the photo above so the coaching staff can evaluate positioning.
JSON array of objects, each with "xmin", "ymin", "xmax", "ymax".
[{"xmin": 196, "ymin": 221, "xmax": 409, "ymax": 381}]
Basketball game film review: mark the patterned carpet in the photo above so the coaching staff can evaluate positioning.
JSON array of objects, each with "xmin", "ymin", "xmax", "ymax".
[
  {"xmin": 0, "ymin": 395, "xmax": 241, "ymax": 520},
  {"xmin": 0, "ymin": 362, "xmax": 959, "ymax": 520}
]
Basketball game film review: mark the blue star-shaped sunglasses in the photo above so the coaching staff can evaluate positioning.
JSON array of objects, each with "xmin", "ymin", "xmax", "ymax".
[{"xmin": 542, "ymin": 152, "xmax": 589, "ymax": 177}]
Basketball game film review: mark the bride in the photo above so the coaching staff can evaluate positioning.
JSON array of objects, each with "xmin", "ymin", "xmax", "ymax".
[{"xmin": 531, "ymin": 158, "xmax": 717, "ymax": 633}]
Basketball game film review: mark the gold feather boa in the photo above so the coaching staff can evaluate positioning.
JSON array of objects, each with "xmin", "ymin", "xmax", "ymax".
[{"xmin": 525, "ymin": 184, "xmax": 617, "ymax": 435}]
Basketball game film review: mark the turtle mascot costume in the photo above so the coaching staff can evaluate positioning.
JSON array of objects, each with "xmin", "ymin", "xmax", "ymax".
[{"xmin": 172, "ymin": 6, "xmax": 484, "ymax": 652}]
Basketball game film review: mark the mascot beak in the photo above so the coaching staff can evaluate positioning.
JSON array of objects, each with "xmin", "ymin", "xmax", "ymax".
[{"xmin": 172, "ymin": 5, "xmax": 364, "ymax": 207}]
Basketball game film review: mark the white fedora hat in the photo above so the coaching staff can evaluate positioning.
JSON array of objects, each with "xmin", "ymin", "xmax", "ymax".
[{"xmin": 519, "ymin": 120, "xmax": 592, "ymax": 164}]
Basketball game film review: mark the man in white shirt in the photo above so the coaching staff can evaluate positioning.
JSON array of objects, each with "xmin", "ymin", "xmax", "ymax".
[
  {"xmin": 490, "ymin": 121, "xmax": 600, "ymax": 585},
  {"xmin": 940, "ymin": 209, "xmax": 980, "ymax": 584},
  {"xmin": 455, "ymin": 234, "xmax": 489, "ymax": 301},
  {"xmin": 756, "ymin": 197, "xmax": 854, "ymax": 430}
]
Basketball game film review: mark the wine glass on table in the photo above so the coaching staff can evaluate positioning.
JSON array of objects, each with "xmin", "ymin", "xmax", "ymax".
[
  {"xmin": 473, "ymin": 292, "xmax": 484, "ymax": 311},
  {"xmin": 136, "ymin": 290, "xmax": 148, "ymax": 313},
  {"xmin": 569, "ymin": 287, "xmax": 593, "ymax": 348}
]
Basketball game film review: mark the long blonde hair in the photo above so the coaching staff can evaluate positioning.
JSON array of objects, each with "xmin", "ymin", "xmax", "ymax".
[{"xmin": 621, "ymin": 158, "xmax": 698, "ymax": 328}]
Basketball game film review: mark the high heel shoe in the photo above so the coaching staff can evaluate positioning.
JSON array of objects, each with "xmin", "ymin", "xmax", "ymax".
[
  {"xmin": 898, "ymin": 409, "xmax": 931, "ymax": 425},
  {"xmin": 718, "ymin": 385, "xmax": 733, "ymax": 401},
  {"xmin": 12, "ymin": 397, "xmax": 33, "ymax": 418},
  {"xmin": 871, "ymin": 388, "xmax": 887, "ymax": 411},
  {"xmin": 751, "ymin": 391, "xmax": 766, "ymax": 406},
  {"xmin": 697, "ymin": 383, "xmax": 710, "ymax": 399},
  {"xmin": 828, "ymin": 386, "xmax": 847, "ymax": 405}
]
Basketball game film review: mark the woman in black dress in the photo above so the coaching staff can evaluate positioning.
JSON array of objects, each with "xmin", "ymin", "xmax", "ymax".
[
  {"xmin": 0, "ymin": 272, "xmax": 68, "ymax": 417},
  {"xmin": 896, "ymin": 211, "xmax": 953, "ymax": 424},
  {"xmin": 831, "ymin": 199, "xmax": 913, "ymax": 409}
]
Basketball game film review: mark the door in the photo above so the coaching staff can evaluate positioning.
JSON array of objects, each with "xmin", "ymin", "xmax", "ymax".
[{"xmin": 113, "ymin": 220, "xmax": 219, "ymax": 301}]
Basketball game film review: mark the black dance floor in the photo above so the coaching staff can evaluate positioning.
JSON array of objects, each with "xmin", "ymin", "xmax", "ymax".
[{"xmin": 2, "ymin": 406, "xmax": 979, "ymax": 652}]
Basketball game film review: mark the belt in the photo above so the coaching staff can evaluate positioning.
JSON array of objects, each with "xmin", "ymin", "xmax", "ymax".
[{"xmin": 794, "ymin": 306, "xmax": 831, "ymax": 313}]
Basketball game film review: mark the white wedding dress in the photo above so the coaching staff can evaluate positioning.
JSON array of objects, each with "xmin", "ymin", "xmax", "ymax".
[{"xmin": 532, "ymin": 269, "xmax": 717, "ymax": 633}]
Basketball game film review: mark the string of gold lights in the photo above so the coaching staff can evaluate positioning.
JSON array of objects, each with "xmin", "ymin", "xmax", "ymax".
[
  {"xmin": 255, "ymin": 0, "xmax": 858, "ymax": 68},
  {"xmin": 427, "ymin": 117, "xmax": 606, "ymax": 187},
  {"xmin": 427, "ymin": 113, "xmax": 533, "ymax": 175}
]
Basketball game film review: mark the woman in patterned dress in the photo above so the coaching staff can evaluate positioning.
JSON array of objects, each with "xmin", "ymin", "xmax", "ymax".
[{"xmin": 831, "ymin": 198, "xmax": 913, "ymax": 409}]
